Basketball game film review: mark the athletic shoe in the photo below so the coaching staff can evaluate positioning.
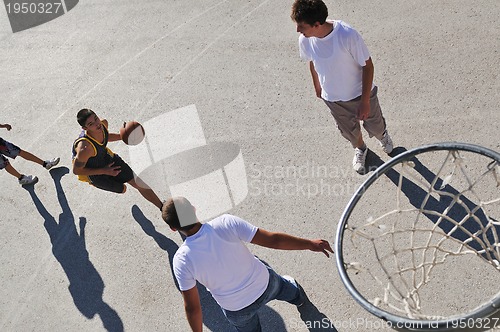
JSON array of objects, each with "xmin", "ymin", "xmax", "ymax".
[
  {"xmin": 19, "ymin": 174, "xmax": 38, "ymax": 185},
  {"xmin": 352, "ymin": 147, "xmax": 368, "ymax": 173},
  {"xmin": 379, "ymin": 131, "xmax": 393, "ymax": 154},
  {"xmin": 44, "ymin": 157, "xmax": 60, "ymax": 170}
]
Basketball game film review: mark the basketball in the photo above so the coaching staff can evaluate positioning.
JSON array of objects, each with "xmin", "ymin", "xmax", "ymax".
[{"xmin": 119, "ymin": 121, "xmax": 145, "ymax": 145}]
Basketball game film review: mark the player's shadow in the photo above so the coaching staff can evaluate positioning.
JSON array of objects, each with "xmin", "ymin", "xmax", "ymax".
[
  {"xmin": 132, "ymin": 205, "xmax": 322, "ymax": 331},
  {"xmin": 363, "ymin": 145, "xmax": 409, "ymax": 175},
  {"xmin": 382, "ymin": 147, "xmax": 498, "ymax": 257},
  {"xmin": 361, "ymin": 149, "xmax": 388, "ymax": 175},
  {"xmin": 296, "ymin": 296, "xmax": 339, "ymax": 331},
  {"xmin": 24, "ymin": 167, "xmax": 124, "ymax": 332}
]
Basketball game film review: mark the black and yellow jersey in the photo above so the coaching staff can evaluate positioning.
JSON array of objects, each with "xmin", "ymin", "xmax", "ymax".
[{"xmin": 72, "ymin": 122, "xmax": 115, "ymax": 182}]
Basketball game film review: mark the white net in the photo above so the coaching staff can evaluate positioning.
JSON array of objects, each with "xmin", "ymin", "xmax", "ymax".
[{"xmin": 342, "ymin": 148, "xmax": 500, "ymax": 320}]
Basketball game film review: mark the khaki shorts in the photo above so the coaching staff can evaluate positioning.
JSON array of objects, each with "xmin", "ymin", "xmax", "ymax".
[{"xmin": 323, "ymin": 86, "xmax": 387, "ymax": 148}]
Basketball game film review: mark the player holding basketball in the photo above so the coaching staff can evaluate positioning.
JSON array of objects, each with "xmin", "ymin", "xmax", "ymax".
[
  {"xmin": 291, "ymin": 0, "xmax": 393, "ymax": 173},
  {"xmin": 72, "ymin": 109, "xmax": 163, "ymax": 210},
  {"xmin": 1, "ymin": 123, "xmax": 60, "ymax": 185},
  {"xmin": 162, "ymin": 196, "xmax": 333, "ymax": 332}
]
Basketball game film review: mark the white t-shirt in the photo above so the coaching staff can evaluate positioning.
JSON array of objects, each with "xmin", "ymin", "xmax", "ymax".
[
  {"xmin": 299, "ymin": 20, "xmax": 373, "ymax": 102},
  {"xmin": 173, "ymin": 214, "xmax": 269, "ymax": 311}
]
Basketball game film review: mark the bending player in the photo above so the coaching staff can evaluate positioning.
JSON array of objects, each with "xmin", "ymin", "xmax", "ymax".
[
  {"xmin": 72, "ymin": 109, "xmax": 163, "ymax": 210},
  {"xmin": 1, "ymin": 123, "xmax": 60, "ymax": 185}
]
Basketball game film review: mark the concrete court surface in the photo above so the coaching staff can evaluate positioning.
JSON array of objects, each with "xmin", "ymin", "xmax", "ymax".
[{"xmin": 0, "ymin": 0, "xmax": 499, "ymax": 331}]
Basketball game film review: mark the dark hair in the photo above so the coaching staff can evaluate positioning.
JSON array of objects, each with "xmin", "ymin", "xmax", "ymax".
[
  {"xmin": 291, "ymin": 0, "xmax": 328, "ymax": 25},
  {"xmin": 77, "ymin": 108, "xmax": 95, "ymax": 127},
  {"xmin": 161, "ymin": 197, "xmax": 198, "ymax": 231}
]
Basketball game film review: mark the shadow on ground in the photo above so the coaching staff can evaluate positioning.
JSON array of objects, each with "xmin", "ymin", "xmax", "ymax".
[
  {"xmin": 24, "ymin": 167, "xmax": 124, "ymax": 332},
  {"xmin": 384, "ymin": 146, "xmax": 497, "ymax": 254}
]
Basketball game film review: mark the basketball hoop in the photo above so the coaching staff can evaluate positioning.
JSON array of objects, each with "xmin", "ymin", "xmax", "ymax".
[{"xmin": 336, "ymin": 142, "xmax": 500, "ymax": 331}]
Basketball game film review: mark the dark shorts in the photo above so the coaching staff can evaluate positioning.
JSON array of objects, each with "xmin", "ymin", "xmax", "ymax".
[
  {"xmin": 88, "ymin": 155, "xmax": 134, "ymax": 193},
  {"xmin": 0, "ymin": 137, "xmax": 21, "ymax": 170}
]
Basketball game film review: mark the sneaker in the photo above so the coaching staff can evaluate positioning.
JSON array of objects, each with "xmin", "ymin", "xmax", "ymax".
[
  {"xmin": 379, "ymin": 131, "xmax": 393, "ymax": 154},
  {"xmin": 44, "ymin": 157, "xmax": 60, "ymax": 170},
  {"xmin": 19, "ymin": 174, "xmax": 38, "ymax": 185},
  {"xmin": 352, "ymin": 147, "xmax": 368, "ymax": 173}
]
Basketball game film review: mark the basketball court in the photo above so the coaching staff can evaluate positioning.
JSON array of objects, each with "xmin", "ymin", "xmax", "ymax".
[{"xmin": 0, "ymin": 0, "xmax": 498, "ymax": 331}]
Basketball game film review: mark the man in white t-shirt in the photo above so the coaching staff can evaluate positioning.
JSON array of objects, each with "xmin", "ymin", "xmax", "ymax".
[
  {"xmin": 291, "ymin": 0, "xmax": 394, "ymax": 173},
  {"xmin": 161, "ymin": 197, "xmax": 333, "ymax": 332}
]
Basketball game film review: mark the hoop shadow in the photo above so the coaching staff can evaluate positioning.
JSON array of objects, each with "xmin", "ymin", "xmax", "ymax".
[
  {"xmin": 380, "ymin": 147, "xmax": 499, "ymax": 260},
  {"xmin": 24, "ymin": 167, "xmax": 124, "ymax": 332},
  {"xmin": 131, "ymin": 206, "xmax": 330, "ymax": 331}
]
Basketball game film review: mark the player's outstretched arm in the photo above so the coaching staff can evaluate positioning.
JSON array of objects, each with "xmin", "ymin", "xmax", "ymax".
[
  {"xmin": 251, "ymin": 228, "xmax": 333, "ymax": 257},
  {"xmin": 0, "ymin": 123, "xmax": 12, "ymax": 131},
  {"xmin": 72, "ymin": 140, "xmax": 121, "ymax": 176}
]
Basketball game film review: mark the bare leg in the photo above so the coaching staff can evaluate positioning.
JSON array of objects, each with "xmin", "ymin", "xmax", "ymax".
[
  {"xmin": 4, "ymin": 163, "xmax": 22, "ymax": 179},
  {"xmin": 19, "ymin": 150, "xmax": 44, "ymax": 166},
  {"xmin": 127, "ymin": 177, "xmax": 162, "ymax": 209},
  {"xmin": 354, "ymin": 132, "xmax": 366, "ymax": 150}
]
